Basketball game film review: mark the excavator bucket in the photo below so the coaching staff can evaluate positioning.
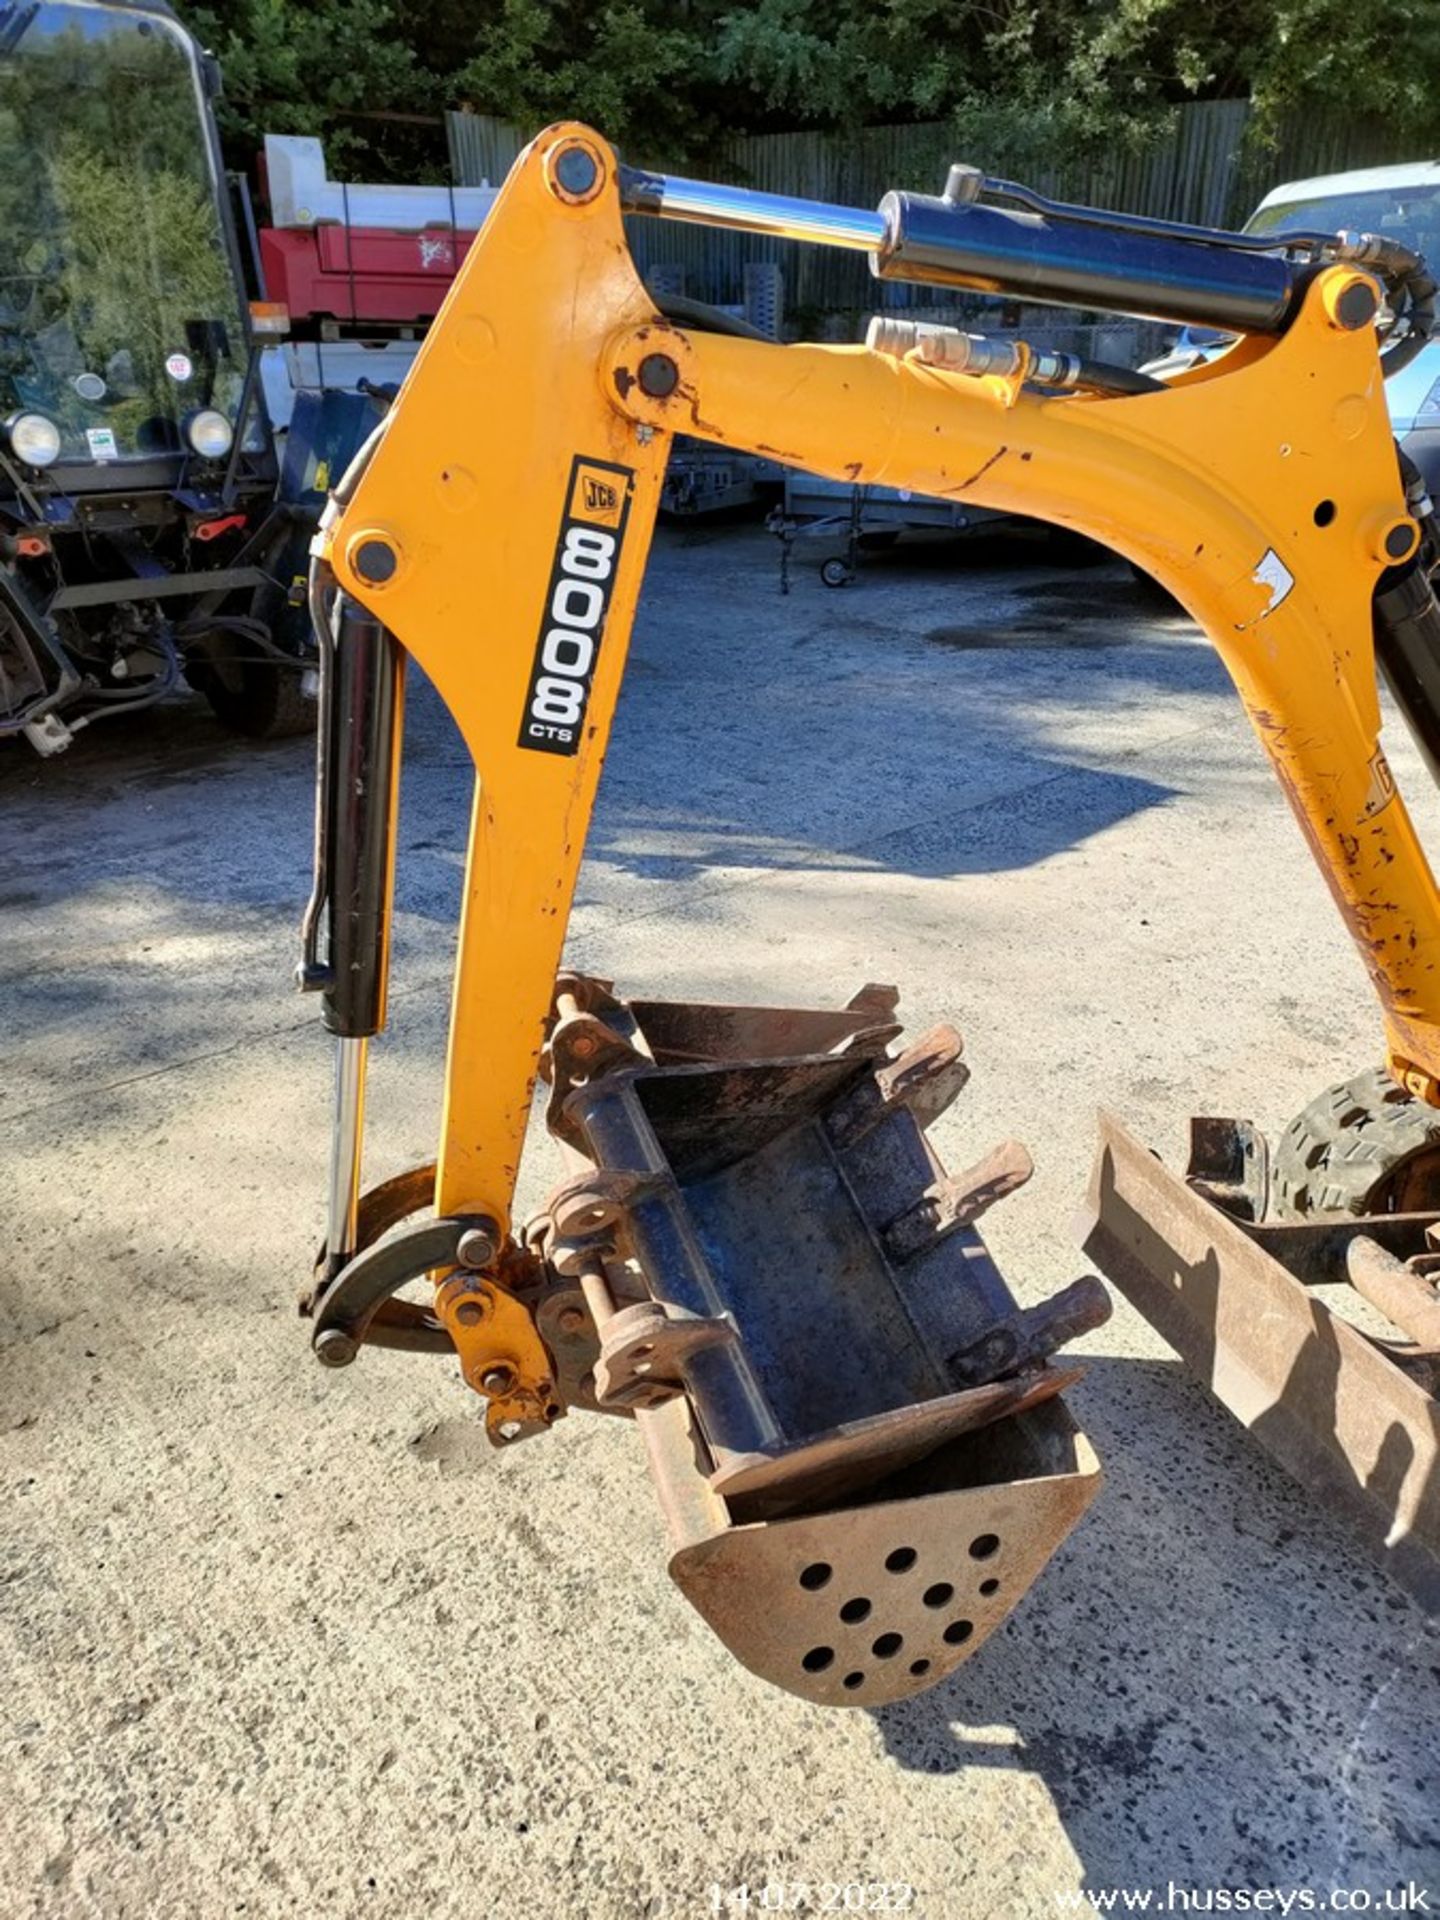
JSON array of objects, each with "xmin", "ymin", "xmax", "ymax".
[
  {"xmin": 528, "ymin": 978, "xmax": 1107, "ymax": 1704},
  {"xmin": 1079, "ymin": 1111, "xmax": 1440, "ymax": 1612}
]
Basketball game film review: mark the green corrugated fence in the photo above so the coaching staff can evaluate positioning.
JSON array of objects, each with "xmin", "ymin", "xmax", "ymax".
[{"xmin": 446, "ymin": 101, "xmax": 1428, "ymax": 324}]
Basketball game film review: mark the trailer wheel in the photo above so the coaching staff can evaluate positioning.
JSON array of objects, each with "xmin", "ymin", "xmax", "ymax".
[
  {"xmin": 191, "ymin": 633, "xmax": 317, "ymax": 741},
  {"xmin": 1271, "ymin": 1064, "xmax": 1440, "ymax": 1218},
  {"xmin": 820, "ymin": 557, "xmax": 853, "ymax": 588}
]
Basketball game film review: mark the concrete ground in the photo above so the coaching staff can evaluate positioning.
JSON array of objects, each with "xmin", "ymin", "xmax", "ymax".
[{"xmin": 2, "ymin": 523, "xmax": 1436, "ymax": 1919}]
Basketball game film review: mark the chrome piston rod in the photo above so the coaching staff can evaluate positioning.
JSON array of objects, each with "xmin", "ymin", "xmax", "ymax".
[
  {"xmin": 620, "ymin": 166, "xmax": 885, "ymax": 253},
  {"xmin": 326, "ymin": 1034, "xmax": 369, "ymax": 1269},
  {"xmin": 618, "ymin": 163, "xmax": 1300, "ymax": 334}
]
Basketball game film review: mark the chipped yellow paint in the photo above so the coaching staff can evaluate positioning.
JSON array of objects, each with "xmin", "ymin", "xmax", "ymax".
[{"xmin": 602, "ymin": 238, "xmax": 1440, "ymax": 1106}]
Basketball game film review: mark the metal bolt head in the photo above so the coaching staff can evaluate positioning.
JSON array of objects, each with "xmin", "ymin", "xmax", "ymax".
[
  {"xmin": 557, "ymin": 1305, "xmax": 586, "ymax": 1333},
  {"xmin": 453, "ymin": 1295, "xmax": 487, "ymax": 1328},
  {"xmin": 1332, "ymin": 275, "xmax": 1379, "ymax": 331},
  {"xmin": 353, "ymin": 538, "xmax": 397, "ymax": 584},
  {"xmin": 1386, "ymin": 519, "xmax": 1418, "ymax": 560},
  {"xmin": 637, "ymin": 353, "xmax": 680, "ymax": 399},
  {"xmin": 555, "ymin": 144, "xmax": 599, "ymax": 197},
  {"xmin": 457, "ymin": 1225, "xmax": 498, "ymax": 1269},
  {"xmin": 497, "ymin": 1419, "xmax": 524, "ymax": 1442},
  {"xmin": 481, "ymin": 1365, "xmax": 517, "ymax": 1396},
  {"xmin": 314, "ymin": 1328, "xmax": 358, "ymax": 1368}
]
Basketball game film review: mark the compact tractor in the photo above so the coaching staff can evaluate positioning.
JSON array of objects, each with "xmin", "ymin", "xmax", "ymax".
[{"xmin": 0, "ymin": 0, "xmax": 313, "ymax": 751}]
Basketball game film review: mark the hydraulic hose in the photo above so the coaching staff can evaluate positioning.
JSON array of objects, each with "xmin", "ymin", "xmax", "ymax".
[
  {"xmin": 654, "ymin": 292, "xmax": 774, "ymax": 343},
  {"xmin": 1381, "ymin": 260, "xmax": 1438, "ymax": 379},
  {"xmin": 1054, "ymin": 358, "xmax": 1163, "ymax": 397}
]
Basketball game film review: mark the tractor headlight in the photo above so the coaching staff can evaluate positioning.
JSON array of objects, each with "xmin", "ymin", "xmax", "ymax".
[
  {"xmin": 7, "ymin": 411, "xmax": 62, "ymax": 468},
  {"xmin": 185, "ymin": 409, "xmax": 234, "ymax": 459}
]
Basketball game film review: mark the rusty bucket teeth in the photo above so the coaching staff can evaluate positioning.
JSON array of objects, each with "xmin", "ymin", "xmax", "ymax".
[{"xmin": 537, "ymin": 975, "xmax": 1108, "ymax": 1703}]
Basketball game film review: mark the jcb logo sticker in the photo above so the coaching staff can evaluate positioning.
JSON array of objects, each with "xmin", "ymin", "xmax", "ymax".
[
  {"xmin": 518, "ymin": 456, "xmax": 634, "ymax": 755},
  {"xmin": 568, "ymin": 461, "xmax": 627, "ymax": 530}
]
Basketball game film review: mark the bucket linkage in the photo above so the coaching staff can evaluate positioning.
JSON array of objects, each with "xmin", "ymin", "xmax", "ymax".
[{"xmin": 307, "ymin": 975, "xmax": 1110, "ymax": 1703}]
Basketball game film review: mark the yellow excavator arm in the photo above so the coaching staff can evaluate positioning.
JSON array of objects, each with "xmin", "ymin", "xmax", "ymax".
[{"xmin": 298, "ymin": 125, "xmax": 1440, "ymax": 1690}]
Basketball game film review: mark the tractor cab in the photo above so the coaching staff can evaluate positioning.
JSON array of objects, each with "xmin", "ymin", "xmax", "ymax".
[{"xmin": 0, "ymin": 0, "xmax": 314, "ymax": 750}]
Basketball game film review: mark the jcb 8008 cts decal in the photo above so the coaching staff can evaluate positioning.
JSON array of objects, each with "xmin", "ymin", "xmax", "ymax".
[{"xmin": 517, "ymin": 455, "xmax": 634, "ymax": 755}]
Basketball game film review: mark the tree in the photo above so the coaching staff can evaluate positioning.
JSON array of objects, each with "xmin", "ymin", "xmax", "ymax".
[
  {"xmin": 185, "ymin": 0, "xmax": 1440, "ymax": 181},
  {"xmin": 452, "ymin": 0, "xmax": 718, "ymax": 159},
  {"xmin": 1245, "ymin": 0, "xmax": 1440, "ymax": 137},
  {"xmin": 188, "ymin": 0, "xmax": 436, "ymax": 174}
]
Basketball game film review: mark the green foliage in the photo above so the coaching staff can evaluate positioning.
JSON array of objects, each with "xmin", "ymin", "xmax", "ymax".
[
  {"xmin": 183, "ymin": 0, "xmax": 1440, "ymax": 177},
  {"xmin": 49, "ymin": 142, "xmax": 236, "ymax": 356},
  {"xmin": 452, "ymin": 0, "xmax": 710, "ymax": 156},
  {"xmin": 189, "ymin": 0, "xmax": 429, "ymax": 171},
  {"xmin": 1246, "ymin": 0, "xmax": 1440, "ymax": 136}
]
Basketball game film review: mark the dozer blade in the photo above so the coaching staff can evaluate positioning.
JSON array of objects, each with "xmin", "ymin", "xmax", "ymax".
[
  {"xmin": 533, "ymin": 977, "xmax": 1109, "ymax": 1704},
  {"xmin": 1079, "ymin": 1110, "xmax": 1440, "ymax": 1613}
]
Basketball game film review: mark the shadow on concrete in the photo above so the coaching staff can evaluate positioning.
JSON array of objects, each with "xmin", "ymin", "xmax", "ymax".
[
  {"xmin": 870, "ymin": 1353, "xmax": 1439, "ymax": 1893},
  {"xmin": 0, "ymin": 534, "xmax": 1218, "ymax": 915},
  {"xmin": 583, "ymin": 756, "xmax": 1179, "ymax": 890},
  {"xmin": 0, "ymin": 531, "xmax": 1218, "ymax": 1116},
  {"xmin": 0, "ymin": 652, "xmax": 1191, "ymax": 912}
]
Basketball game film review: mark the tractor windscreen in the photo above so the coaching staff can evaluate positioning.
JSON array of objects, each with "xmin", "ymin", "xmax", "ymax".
[{"xmin": 0, "ymin": 1, "xmax": 250, "ymax": 466}]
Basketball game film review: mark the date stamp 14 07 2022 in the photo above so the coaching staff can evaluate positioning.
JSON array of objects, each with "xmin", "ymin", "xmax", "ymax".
[{"xmin": 706, "ymin": 1886, "xmax": 918, "ymax": 1913}]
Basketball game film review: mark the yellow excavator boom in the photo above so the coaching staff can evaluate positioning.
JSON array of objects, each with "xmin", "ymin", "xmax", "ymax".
[{"xmin": 298, "ymin": 125, "xmax": 1440, "ymax": 1686}]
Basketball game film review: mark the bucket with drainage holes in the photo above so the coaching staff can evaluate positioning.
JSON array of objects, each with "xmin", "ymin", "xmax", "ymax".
[
  {"xmin": 640, "ymin": 1394, "xmax": 1101, "ymax": 1706},
  {"xmin": 541, "ymin": 977, "xmax": 1107, "ymax": 1703}
]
